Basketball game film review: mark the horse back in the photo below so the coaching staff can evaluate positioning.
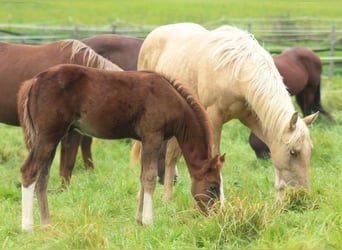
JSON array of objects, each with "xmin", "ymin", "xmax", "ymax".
[
  {"xmin": 24, "ymin": 64, "xmax": 187, "ymax": 140},
  {"xmin": 82, "ymin": 34, "xmax": 144, "ymax": 70}
]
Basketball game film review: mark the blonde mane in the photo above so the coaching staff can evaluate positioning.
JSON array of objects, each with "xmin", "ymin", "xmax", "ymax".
[
  {"xmin": 60, "ymin": 39, "xmax": 122, "ymax": 71},
  {"xmin": 208, "ymin": 25, "xmax": 306, "ymax": 147}
]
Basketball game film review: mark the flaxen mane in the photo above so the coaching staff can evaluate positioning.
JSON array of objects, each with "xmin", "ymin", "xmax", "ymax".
[
  {"xmin": 60, "ymin": 39, "xmax": 122, "ymax": 71},
  {"xmin": 168, "ymin": 78, "xmax": 213, "ymax": 157},
  {"xmin": 208, "ymin": 25, "xmax": 306, "ymax": 148}
]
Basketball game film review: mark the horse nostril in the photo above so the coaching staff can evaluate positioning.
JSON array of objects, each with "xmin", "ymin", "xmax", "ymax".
[{"xmin": 208, "ymin": 184, "xmax": 219, "ymax": 196}]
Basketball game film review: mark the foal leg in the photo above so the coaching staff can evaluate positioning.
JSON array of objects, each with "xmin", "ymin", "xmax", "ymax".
[
  {"xmin": 59, "ymin": 130, "xmax": 82, "ymax": 189},
  {"xmin": 21, "ymin": 142, "xmax": 57, "ymax": 231},
  {"xmin": 136, "ymin": 137, "xmax": 161, "ymax": 225},
  {"xmin": 36, "ymin": 146, "xmax": 57, "ymax": 227}
]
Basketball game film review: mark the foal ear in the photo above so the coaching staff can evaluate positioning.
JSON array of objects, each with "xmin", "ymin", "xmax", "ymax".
[
  {"xmin": 288, "ymin": 112, "xmax": 298, "ymax": 130},
  {"xmin": 219, "ymin": 154, "xmax": 225, "ymax": 164},
  {"xmin": 303, "ymin": 111, "xmax": 319, "ymax": 126},
  {"xmin": 212, "ymin": 154, "xmax": 225, "ymax": 170}
]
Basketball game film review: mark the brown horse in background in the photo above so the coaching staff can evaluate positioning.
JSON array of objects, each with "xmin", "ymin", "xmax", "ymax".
[
  {"xmin": 82, "ymin": 34, "xmax": 143, "ymax": 71},
  {"xmin": 18, "ymin": 64, "xmax": 225, "ymax": 231},
  {"xmin": 249, "ymin": 46, "xmax": 335, "ymax": 159},
  {"xmin": 0, "ymin": 39, "xmax": 121, "ymax": 188}
]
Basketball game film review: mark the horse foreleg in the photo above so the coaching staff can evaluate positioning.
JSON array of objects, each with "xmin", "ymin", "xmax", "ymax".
[
  {"xmin": 80, "ymin": 135, "xmax": 94, "ymax": 170},
  {"xmin": 162, "ymin": 137, "xmax": 181, "ymax": 201},
  {"xmin": 59, "ymin": 130, "xmax": 82, "ymax": 189},
  {"xmin": 136, "ymin": 138, "xmax": 160, "ymax": 225}
]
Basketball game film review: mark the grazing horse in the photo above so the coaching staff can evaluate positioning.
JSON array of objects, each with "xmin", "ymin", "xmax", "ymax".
[
  {"xmin": 0, "ymin": 39, "xmax": 121, "ymax": 188},
  {"xmin": 18, "ymin": 64, "xmax": 225, "ymax": 231},
  {"xmin": 132, "ymin": 23, "xmax": 318, "ymax": 202},
  {"xmin": 249, "ymin": 46, "xmax": 335, "ymax": 159}
]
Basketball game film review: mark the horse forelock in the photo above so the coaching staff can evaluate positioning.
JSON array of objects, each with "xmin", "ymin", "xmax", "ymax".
[
  {"xmin": 207, "ymin": 25, "xmax": 302, "ymax": 143},
  {"xmin": 60, "ymin": 39, "xmax": 122, "ymax": 71},
  {"xmin": 170, "ymin": 80, "xmax": 214, "ymax": 157}
]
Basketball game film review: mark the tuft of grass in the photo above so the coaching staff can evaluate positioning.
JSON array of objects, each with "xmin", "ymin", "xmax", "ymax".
[{"xmin": 278, "ymin": 187, "xmax": 319, "ymax": 213}]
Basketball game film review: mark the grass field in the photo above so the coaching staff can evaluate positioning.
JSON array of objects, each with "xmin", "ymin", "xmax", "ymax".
[
  {"xmin": 2, "ymin": 0, "xmax": 342, "ymax": 25},
  {"xmin": 0, "ymin": 1, "xmax": 341, "ymax": 249}
]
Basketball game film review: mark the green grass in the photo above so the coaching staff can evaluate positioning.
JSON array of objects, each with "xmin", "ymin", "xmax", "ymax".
[
  {"xmin": 0, "ymin": 76, "xmax": 341, "ymax": 249},
  {"xmin": 1, "ymin": 0, "xmax": 342, "ymax": 25},
  {"xmin": 0, "ymin": 1, "xmax": 341, "ymax": 248}
]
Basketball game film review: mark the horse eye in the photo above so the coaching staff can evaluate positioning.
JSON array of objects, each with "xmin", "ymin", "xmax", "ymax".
[{"xmin": 290, "ymin": 149, "xmax": 298, "ymax": 157}]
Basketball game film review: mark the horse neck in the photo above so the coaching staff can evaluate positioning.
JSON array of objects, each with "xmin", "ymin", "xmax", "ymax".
[
  {"xmin": 243, "ymin": 70, "xmax": 296, "ymax": 145},
  {"xmin": 174, "ymin": 101, "xmax": 213, "ymax": 172}
]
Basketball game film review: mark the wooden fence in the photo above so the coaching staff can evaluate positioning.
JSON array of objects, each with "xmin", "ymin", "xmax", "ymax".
[{"xmin": 0, "ymin": 17, "xmax": 341, "ymax": 75}]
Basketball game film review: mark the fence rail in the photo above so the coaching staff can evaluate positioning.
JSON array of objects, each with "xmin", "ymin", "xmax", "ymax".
[{"xmin": 0, "ymin": 17, "xmax": 341, "ymax": 75}]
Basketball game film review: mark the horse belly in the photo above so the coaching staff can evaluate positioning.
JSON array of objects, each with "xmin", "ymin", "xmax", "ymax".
[{"xmin": 73, "ymin": 117, "xmax": 138, "ymax": 140}]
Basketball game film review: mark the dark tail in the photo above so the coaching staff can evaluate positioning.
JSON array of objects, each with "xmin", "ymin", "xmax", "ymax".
[{"xmin": 312, "ymin": 78, "xmax": 336, "ymax": 124}]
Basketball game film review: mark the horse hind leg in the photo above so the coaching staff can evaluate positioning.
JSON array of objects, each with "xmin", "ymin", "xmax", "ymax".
[
  {"xmin": 312, "ymin": 80, "xmax": 336, "ymax": 124},
  {"xmin": 36, "ymin": 146, "xmax": 57, "ymax": 227},
  {"xmin": 59, "ymin": 130, "xmax": 83, "ymax": 190},
  {"xmin": 21, "ymin": 142, "xmax": 57, "ymax": 231}
]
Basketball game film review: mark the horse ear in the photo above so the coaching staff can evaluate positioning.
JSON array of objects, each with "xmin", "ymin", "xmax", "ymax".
[
  {"xmin": 303, "ymin": 111, "xmax": 319, "ymax": 126},
  {"xmin": 212, "ymin": 154, "xmax": 225, "ymax": 170},
  {"xmin": 219, "ymin": 154, "xmax": 225, "ymax": 164},
  {"xmin": 288, "ymin": 112, "xmax": 298, "ymax": 130}
]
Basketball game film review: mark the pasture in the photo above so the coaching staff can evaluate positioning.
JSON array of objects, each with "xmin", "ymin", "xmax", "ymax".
[{"xmin": 0, "ymin": 0, "xmax": 341, "ymax": 249}]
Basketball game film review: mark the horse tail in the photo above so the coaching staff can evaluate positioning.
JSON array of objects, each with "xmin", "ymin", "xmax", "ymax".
[
  {"xmin": 60, "ymin": 39, "xmax": 123, "ymax": 71},
  {"xmin": 130, "ymin": 140, "xmax": 141, "ymax": 166},
  {"xmin": 18, "ymin": 78, "xmax": 36, "ymax": 149},
  {"xmin": 312, "ymin": 77, "xmax": 336, "ymax": 124}
]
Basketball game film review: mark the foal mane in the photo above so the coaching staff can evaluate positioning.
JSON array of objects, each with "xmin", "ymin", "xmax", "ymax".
[
  {"xmin": 60, "ymin": 39, "xmax": 122, "ymax": 71},
  {"xmin": 208, "ymin": 25, "xmax": 305, "ymax": 147},
  {"xmin": 169, "ymin": 78, "xmax": 213, "ymax": 157}
]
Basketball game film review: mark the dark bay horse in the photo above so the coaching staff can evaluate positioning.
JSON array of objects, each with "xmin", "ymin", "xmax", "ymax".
[
  {"xmin": 0, "ymin": 36, "xmax": 143, "ymax": 188},
  {"xmin": 249, "ymin": 46, "xmax": 335, "ymax": 159},
  {"xmin": 18, "ymin": 64, "xmax": 225, "ymax": 231}
]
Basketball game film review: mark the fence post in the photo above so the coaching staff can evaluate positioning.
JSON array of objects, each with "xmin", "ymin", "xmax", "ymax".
[
  {"xmin": 73, "ymin": 26, "xmax": 79, "ymax": 39},
  {"xmin": 247, "ymin": 23, "xmax": 252, "ymax": 33},
  {"xmin": 329, "ymin": 25, "xmax": 336, "ymax": 76}
]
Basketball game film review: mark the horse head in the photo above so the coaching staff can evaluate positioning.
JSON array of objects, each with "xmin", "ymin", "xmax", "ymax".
[
  {"xmin": 268, "ymin": 111, "xmax": 319, "ymax": 200},
  {"xmin": 190, "ymin": 154, "xmax": 225, "ymax": 214}
]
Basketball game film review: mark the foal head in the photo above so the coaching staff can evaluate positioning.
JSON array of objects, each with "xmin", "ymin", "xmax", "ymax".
[{"xmin": 190, "ymin": 154, "xmax": 225, "ymax": 214}]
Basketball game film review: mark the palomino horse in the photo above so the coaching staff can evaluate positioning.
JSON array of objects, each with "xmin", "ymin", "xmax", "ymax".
[
  {"xmin": 18, "ymin": 64, "xmax": 225, "ymax": 231},
  {"xmin": 132, "ymin": 23, "xmax": 318, "ymax": 201},
  {"xmin": 0, "ymin": 39, "xmax": 121, "ymax": 188},
  {"xmin": 249, "ymin": 46, "xmax": 335, "ymax": 159}
]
